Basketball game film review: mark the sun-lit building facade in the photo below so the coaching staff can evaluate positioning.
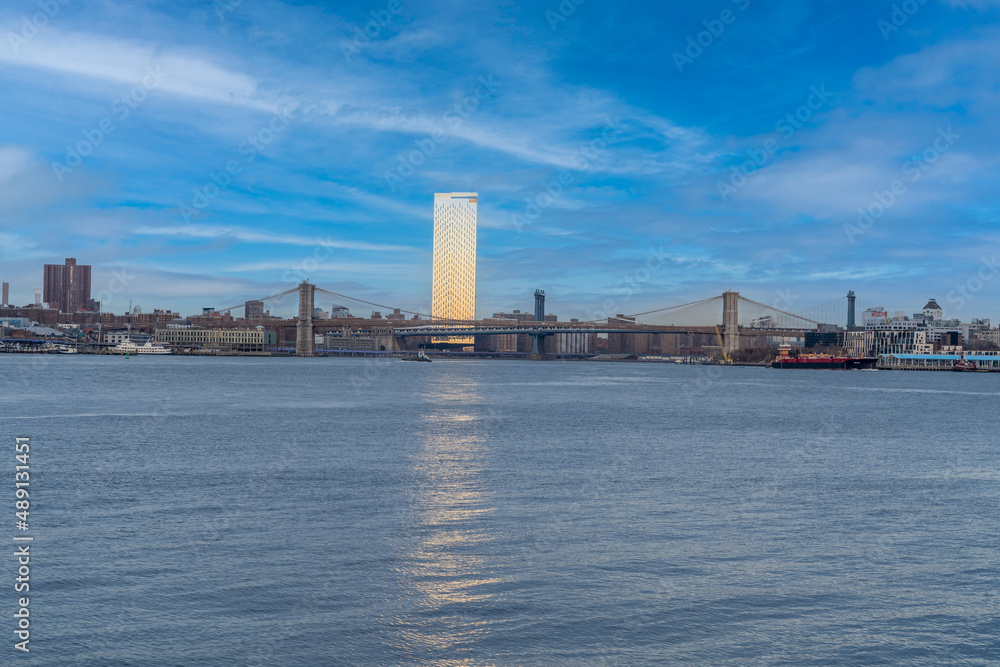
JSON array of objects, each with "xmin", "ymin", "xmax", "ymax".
[{"xmin": 432, "ymin": 192, "xmax": 478, "ymax": 344}]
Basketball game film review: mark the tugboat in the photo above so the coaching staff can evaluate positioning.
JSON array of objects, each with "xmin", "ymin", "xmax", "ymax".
[
  {"xmin": 952, "ymin": 353, "xmax": 978, "ymax": 372},
  {"xmin": 402, "ymin": 351, "xmax": 433, "ymax": 362}
]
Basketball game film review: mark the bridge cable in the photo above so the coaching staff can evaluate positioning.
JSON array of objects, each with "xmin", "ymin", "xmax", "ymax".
[
  {"xmin": 209, "ymin": 287, "xmax": 300, "ymax": 314},
  {"xmin": 625, "ymin": 296, "xmax": 723, "ymax": 320},
  {"xmin": 313, "ymin": 287, "xmax": 487, "ymax": 324},
  {"xmin": 737, "ymin": 296, "xmax": 820, "ymax": 325}
]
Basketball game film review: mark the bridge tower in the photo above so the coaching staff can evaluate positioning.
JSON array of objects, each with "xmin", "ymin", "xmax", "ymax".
[
  {"xmin": 531, "ymin": 289, "xmax": 548, "ymax": 358},
  {"xmin": 722, "ymin": 290, "xmax": 739, "ymax": 355},
  {"xmin": 296, "ymin": 281, "xmax": 316, "ymax": 356}
]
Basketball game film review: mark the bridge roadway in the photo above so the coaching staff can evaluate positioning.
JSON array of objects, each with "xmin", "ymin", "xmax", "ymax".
[{"xmin": 391, "ymin": 324, "xmax": 811, "ymax": 338}]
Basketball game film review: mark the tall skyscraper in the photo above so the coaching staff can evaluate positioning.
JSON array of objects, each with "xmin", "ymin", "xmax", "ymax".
[
  {"xmin": 1, "ymin": 281, "xmax": 8, "ymax": 306},
  {"xmin": 432, "ymin": 193, "xmax": 478, "ymax": 342},
  {"xmin": 43, "ymin": 258, "xmax": 92, "ymax": 313}
]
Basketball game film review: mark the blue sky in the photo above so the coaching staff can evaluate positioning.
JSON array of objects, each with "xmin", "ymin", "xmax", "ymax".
[{"xmin": 1, "ymin": 0, "xmax": 999, "ymax": 323}]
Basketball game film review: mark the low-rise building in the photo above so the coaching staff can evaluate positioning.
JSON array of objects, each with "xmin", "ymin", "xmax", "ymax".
[
  {"xmin": 322, "ymin": 329, "xmax": 378, "ymax": 351},
  {"xmin": 154, "ymin": 327, "xmax": 276, "ymax": 352}
]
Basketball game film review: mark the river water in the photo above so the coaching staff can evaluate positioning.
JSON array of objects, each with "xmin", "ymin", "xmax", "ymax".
[{"xmin": 1, "ymin": 356, "xmax": 997, "ymax": 665}]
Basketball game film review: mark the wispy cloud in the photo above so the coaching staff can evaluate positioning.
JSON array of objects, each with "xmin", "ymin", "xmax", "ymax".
[
  {"xmin": 133, "ymin": 226, "xmax": 414, "ymax": 252},
  {"xmin": 0, "ymin": 26, "xmax": 272, "ymax": 111}
]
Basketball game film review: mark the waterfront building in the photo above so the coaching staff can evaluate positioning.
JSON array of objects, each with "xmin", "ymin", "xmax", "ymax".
[
  {"xmin": 321, "ymin": 328, "xmax": 378, "ymax": 351},
  {"xmin": 846, "ymin": 329, "xmax": 933, "ymax": 356},
  {"xmin": 154, "ymin": 327, "xmax": 276, "ymax": 352},
  {"xmin": 432, "ymin": 192, "xmax": 478, "ymax": 343},
  {"xmin": 43, "ymin": 258, "xmax": 92, "ymax": 313},
  {"xmin": 880, "ymin": 352, "xmax": 1000, "ymax": 370}
]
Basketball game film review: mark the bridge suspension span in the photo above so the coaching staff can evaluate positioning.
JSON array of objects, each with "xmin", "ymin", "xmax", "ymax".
[{"xmin": 202, "ymin": 282, "xmax": 872, "ymax": 357}]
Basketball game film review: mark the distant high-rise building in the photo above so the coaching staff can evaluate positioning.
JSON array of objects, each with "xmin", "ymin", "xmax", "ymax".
[
  {"xmin": 432, "ymin": 192, "xmax": 477, "ymax": 343},
  {"xmin": 245, "ymin": 300, "xmax": 264, "ymax": 319},
  {"xmin": 1, "ymin": 281, "xmax": 8, "ymax": 306},
  {"xmin": 43, "ymin": 258, "xmax": 92, "ymax": 313}
]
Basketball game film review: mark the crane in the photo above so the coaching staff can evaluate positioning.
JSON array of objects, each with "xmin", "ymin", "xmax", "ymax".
[{"xmin": 714, "ymin": 325, "xmax": 732, "ymax": 364}]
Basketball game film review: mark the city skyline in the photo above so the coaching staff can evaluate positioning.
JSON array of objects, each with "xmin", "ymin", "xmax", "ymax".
[
  {"xmin": 1, "ymin": 2, "xmax": 1000, "ymax": 321},
  {"xmin": 0, "ymin": 250, "xmax": 992, "ymax": 328}
]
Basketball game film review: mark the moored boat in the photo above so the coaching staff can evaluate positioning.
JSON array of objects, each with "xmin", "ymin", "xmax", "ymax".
[
  {"xmin": 771, "ymin": 344, "xmax": 876, "ymax": 370},
  {"xmin": 771, "ymin": 355, "xmax": 878, "ymax": 370},
  {"xmin": 110, "ymin": 340, "xmax": 171, "ymax": 355}
]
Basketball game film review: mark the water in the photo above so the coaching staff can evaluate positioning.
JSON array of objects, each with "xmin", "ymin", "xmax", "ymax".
[{"xmin": 1, "ymin": 356, "xmax": 998, "ymax": 665}]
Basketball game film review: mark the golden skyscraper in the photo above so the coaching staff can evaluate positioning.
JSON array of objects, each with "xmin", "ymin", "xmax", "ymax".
[{"xmin": 432, "ymin": 193, "xmax": 477, "ymax": 342}]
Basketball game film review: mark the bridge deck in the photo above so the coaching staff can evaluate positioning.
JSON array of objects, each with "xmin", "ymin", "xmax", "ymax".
[{"xmin": 392, "ymin": 326, "xmax": 810, "ymax": 337}]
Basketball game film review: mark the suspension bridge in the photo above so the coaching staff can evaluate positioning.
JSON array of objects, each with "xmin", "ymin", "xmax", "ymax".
[{"xmin": 203, "ymin": 283, "xmax": 876, "ymax": 358}]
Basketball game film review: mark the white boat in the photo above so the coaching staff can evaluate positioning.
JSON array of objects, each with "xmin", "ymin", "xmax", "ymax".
[
  {"xmin": 110, "ymin": 340, "xmax": 171, "ymax": 355},
  {"xmin": 57, "ymin": 346, "xmax": 78, "ymax": 354}
]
